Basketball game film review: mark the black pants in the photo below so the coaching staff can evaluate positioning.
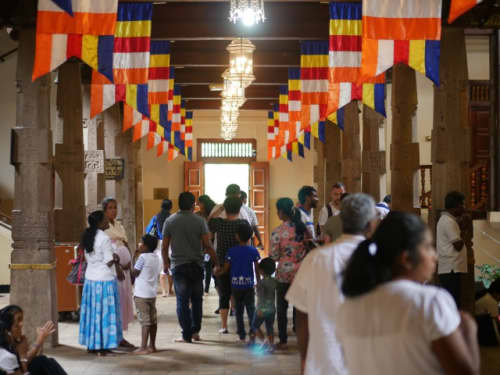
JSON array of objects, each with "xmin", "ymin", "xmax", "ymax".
[
  {"xmin": 28, "ymin": 355, "xmax": 67, "ymax": 375},
  {"xmin": 439, "ymin": 272, "xmax": 462, "ymax": 308},
  {"xmin": 232, "ymin": 288, "xmax": 256, "ymax": 340},
  {"xmin": 276, "ymin": 282, "xmax": 296, "ymax": 344},
  {"xmin": 204, "ymin": 260, "xmax": 213, "ymax": 293}
]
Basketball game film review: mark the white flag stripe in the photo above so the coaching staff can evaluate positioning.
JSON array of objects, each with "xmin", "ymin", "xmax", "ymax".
[
  {"xmin": 38, "ymin": 0, "xmax": 117, "ymax": 14},
  {"xmin": 50, "ymin": 34, "xmax": 67, "ymax": 71},
  {"xmin": 376, "ymin": 40, "xmax": 394, "ymax": 76},
  {"xmin": 363, "ymin": 0, "xmax": 442, "ymax": 19},
  {"xmin": 301, "ymin": 81, "xmax": 329, "ymax": 93},
  {"xmin": 113, "ymin": 52, "xmax": 150, "ymax": 69},
  {"xmin": 329, "ymin": 51, "xmax": 362, "ymax": 68}
]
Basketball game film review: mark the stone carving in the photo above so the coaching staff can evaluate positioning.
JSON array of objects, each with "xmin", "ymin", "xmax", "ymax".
[
  {"xmin": 84, "ymin": 150, "xmax": 104, "ymax": 174},
  {"xmin": 11, "ymin": 210, "xmax": 52, "ymax": 241}
]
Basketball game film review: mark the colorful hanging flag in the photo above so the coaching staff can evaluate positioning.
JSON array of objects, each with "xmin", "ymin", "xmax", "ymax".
[
  {"xmin": 300, "ymin": 41, "xmax": 329, "ymax": 127},
  {"xmin": 278, "ymin": 85, "xmax": 290, "ymax": 157},
  {"xmin": 449, "ymin": 0, "xmax": 482, "ymax": 23},
  {"xmin": 113, "ymin": 2, "xmax": 153, "ymax": 84},
  {"xmin": 328, "ymin": 107, "xmax": 345, "ymax": 130},
  {"xmin": 360, "ymin": 0, "xmax": 442, "ymax": 85},
  {"xmin": 123, "ymin": 103, "xmax": 143, "ymax": 132},
  {"xmin": 90, "ymin": 71, "xmax": 125, "ymax": 118},
  {"xmin": 174, "ymin": 100, "xmax": 186, "ymax": 155},
  {"xmin": 267, "ymin": 110, "xmax": 276, "ymax": 160},
  {"xmin": 147, "ymin": 132, "xmax": 162, "ymax": 150},
  {"xmin": 148, "ymin": 41, "xmax": 171, "ymax": 104},
  {"xmin": 33, "ymin": 0, "xmax": 118, "ymax": 81},
  {"xmin": 185, "ymin": 111, "xmax": 193, "ymax": 161},
  {"xmin": 133, "ymin": 118, "xmax": 156, "ymax": 142},
  {"xmin": 50, "ymin": 0, "xmax": 73, "ymax": 16},
  {"xmin": 273, "ymin": 104, "xmax": 281, "ymax": 158},
  {"xmin": 328, "ymin": 1, "xmax": 386, "ymax": 118},
  {"xmin": 288, "ymin": 68, "xmax": 301, "ymax": 140},
  {"xmin": 170, "ymin": 85, "xmax": 182, "ymax": 147}
]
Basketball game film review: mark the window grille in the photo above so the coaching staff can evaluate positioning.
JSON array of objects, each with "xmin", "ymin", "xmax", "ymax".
[{"xmin": 199, "ymin": 139, "xmax": 256, "ymax": 160}]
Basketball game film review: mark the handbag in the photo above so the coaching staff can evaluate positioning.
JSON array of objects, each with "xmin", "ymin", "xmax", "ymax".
[
  {"xmin": 66, "ymin": 246, "xmax": 87, "ymax": 285},
  {"xmin": 148, "ymin": 215, "xmax": 160, "ymax": 238}
]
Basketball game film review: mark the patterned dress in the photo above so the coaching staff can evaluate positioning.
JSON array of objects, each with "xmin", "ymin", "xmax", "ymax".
[{"xmin": 270, "ymin": 221, "xmax": 307, "ymax": 284}]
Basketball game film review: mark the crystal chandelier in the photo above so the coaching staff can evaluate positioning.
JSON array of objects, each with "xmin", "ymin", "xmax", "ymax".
[
  {"xmin": 229, "ymin": 0, "xmax": 265, "ymax": 27},
  {"xmin": 225, "ymin": 39, "xmax": 255, "ymax": 89}
]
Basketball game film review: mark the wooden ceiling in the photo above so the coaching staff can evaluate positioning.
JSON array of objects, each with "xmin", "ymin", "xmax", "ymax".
[{"xmin": 149, "ymin": 1, "xmax": 330, "ymax": 110}]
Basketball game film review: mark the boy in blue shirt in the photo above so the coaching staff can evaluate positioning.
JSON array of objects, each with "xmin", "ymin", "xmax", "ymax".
[{"xmin": 221, "ymin": 222, "xmax": 261, "ymax": 342}]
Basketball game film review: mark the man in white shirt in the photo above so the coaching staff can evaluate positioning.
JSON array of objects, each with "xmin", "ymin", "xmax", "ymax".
[
  {"xmin": 240, "ymin": 190, "xmax": 264, "ymax": 248},
  {"xmin": 318, "ymin": 182, "xmax": 345, "ymax": 231},
  {"xmin": 436, "ymin": 191, "xmax": 470, "ymax": 308},
  {"xmin": 286, "ymin": 193, "xmax": 378, "ymax": 375},
  {"xmin": 297, "ymin": 185, "xmax": 319, "ymax": 241},
  {"xmin": 375, "ymin": 194, "xmax": 391, "ymax": 220},
  {"xmin": 209, "ymin": 184, "xmax": 252, "ymax": 223}
]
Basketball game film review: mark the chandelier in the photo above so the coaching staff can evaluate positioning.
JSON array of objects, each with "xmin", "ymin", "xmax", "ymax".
[
  {"xmin": 229, "ymin": 0, "xmax": 265, "ymax": 26},
  {"xmin": 225, "ymin": 39, "xmax": 255, "ymax": 89}
]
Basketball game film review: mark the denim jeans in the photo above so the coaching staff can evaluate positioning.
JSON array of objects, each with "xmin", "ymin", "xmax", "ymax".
[
  {"xmin": 172, "ymin": 262, "xmax": 204, "ymax": 342},
  {"xmin": 203, "ymin": 260, "xmax": 213, "ymax": 293},
  {"xmin": 232, "ymin": 288, "xmax": 256, "ymax": 340},
  {"xmin": 276, "ymin": 282, "xmax": 296, "ymax": 344}
]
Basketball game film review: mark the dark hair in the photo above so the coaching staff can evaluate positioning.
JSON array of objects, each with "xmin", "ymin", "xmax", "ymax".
[
  {"xmin": 445, "ymin": 191, "xmax": 465, "ymax": 210},
  {"xmin": 0, "ymin": 305, "xmax": 23, "ymax": 353},
  {"xmin": 341, "ymin": 193, "xmax": 350, "ymax": 201},
  {"xmin": 298, "ymin": 186, "xmax": 317, "ymax": 205},
  {"xmin": 81, "ymin": 211, "xmax": 105, "ymax": 253},
  {"xmin": 488, "ymin": 278, "xmax": 500, "ymax": 294},
  {"xmin": 142, "ymin": 234, "xmax": 158, "ymax": 252},
  {"xmin": 383, "ymin": 195, "xmax": 392, "ymax": 204},
  {"xmin": 102, "ymin": 197, "xmax": 117, "ymax": 211},
  {"xmin": 259, "ymin": 258, "xmax": 276, "ymax": 276},
  {"xmin": 332, "ymin": 182, "xmax": 345, "ymax": 190},
  {"xmin": 237, "ymin": 222, "xmax": 254, "ymax": 243},
  {"xmin": 342, "ymin": 211, "xmax": 427, "ymax": 298},
  {"xmin": 240, "ymin": 191, "xmax": 248, "ymax": 200},
  {"xmin": 226, "ymin": 184, "xmax": 241, "ymax": 197},
  {"xmin": 157, "ymin": 199, "xmax": 172, "ymax": 232},
  {"xmin": 276, "ymin": 198, "xmax": 306, "ymax": 241},
  {"xmin": 179, "ymin": 192, "xmax": 195, "ymax": 211},
  {"xmin": 224, "ymin": 196, "xmax": 242, "ymax": 215},
  {"xmin": 198, "ymin": 195, "xmax": 216, "ymax": 218}
]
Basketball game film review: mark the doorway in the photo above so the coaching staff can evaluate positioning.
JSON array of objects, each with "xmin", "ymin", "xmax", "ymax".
[{"xmin": 204, "ymin": 163, "xmax": 250, "ymax": 204}]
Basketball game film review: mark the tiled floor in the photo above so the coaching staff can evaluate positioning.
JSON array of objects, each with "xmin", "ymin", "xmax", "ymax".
[{"xmin": 1, "ymin": 292, "xmax": 500, "ymax": 374}]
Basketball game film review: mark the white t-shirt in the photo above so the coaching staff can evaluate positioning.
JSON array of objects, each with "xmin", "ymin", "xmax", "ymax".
[
  {"xmin": 210, "ymin": 204, "xmax": 252, "ymax": 223},
  {"xmin": 286, "ymin": 234, "xmax": 365, "ymax": 375},
  {"xmin": 0, "ymin": 348, "xmax": 18, "ymax": 374},
  {"xmin": 134, "ymin": 252, "xmax": 162, "ymax": 298},
  {"xmin": 299, "ymin": 207, "xmax": 316, "ymax": 241},
  {"xmin": 337, "ymin": 280, "xmax": 461, "ymax": 375},
  {"xmin": 436, "ymin": 212, "xmax": 467, "ymax": 274},
  {"xmin": 242, "ymin": 204, "xmax": 259, "ymax": 227},
  {"xmin": 84, "ymin": 230, "xmax": 116, "ymax": 281},
  {"xmin": 318, "ymin": 203, "xmax": 340, "ymax": 226}
]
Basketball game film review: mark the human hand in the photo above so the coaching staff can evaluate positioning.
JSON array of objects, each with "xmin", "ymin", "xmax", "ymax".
[
  {"xmin": 113, "ymin": 253, "xmax": 120, "ymax": 264},
  {"xmin": 36, "ymin": 321, "xmax": 56, "ymax": 343}
]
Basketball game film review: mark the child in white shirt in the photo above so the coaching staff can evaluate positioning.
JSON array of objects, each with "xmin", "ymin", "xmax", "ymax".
[{"xmin": 132, "ymin": 234, "xmax": 162, "ymax": 354}]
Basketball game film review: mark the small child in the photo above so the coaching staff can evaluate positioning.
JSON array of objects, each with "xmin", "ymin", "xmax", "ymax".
[
  {"xmin": 250, "ymin": 257, "xmax": 277, "ymax": 352},
  {"xmin": 221, "ymin": 222, "xmax": 261, "ymax": 343},
  {"xmin": 132, "ymin": 234, "xmax": 162, "ymax": 354}
]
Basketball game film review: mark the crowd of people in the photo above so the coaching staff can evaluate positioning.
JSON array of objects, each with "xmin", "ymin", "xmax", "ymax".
[{"xmin": 1, "ymin": 180, "xmax": 496, "ymax": 375}]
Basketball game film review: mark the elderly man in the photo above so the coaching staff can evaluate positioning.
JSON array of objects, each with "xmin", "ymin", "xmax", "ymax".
[{"xmin": 286, "ymin": 193, "xmax": 379, "ymax": 375}]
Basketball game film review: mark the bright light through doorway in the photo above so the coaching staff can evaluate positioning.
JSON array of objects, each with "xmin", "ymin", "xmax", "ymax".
[{"xmin": 204, "ymin": 164, "xmax": 249, "ymax": 204}]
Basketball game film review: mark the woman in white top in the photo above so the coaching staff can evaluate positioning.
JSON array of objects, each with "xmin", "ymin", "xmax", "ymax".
[
  {"xmin": 338, "ymin": 212, "xmax": 480, "ymax": 375},
  {"xmin": 102, "ymin": 198, "xmax": 135, "ymax": 346},
  {"xmin": 78, "ymin": 210, "xmax": 124, "ymax": 355}
]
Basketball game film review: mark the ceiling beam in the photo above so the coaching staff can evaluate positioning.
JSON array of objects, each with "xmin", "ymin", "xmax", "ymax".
[
  {"xmin": 180, "ymin": 85, "xmax": 282, "ymax": 98},
  {"xmin": 174, "ymin": 66, "xmax": 289, "ymax": 85},
  {"xmin": 186, "ymin": 99, "xmax": 276, "ymax": 110}
]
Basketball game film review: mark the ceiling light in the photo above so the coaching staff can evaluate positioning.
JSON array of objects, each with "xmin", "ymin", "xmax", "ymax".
[{"xmin": 229, "ymin": 0, "xmax": 265, "ymax": 26}]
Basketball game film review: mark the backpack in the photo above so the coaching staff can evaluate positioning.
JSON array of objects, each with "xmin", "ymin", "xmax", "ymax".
[{"xmin": 148, "ymin": 215, "xmax": 161, "ymax": 238}]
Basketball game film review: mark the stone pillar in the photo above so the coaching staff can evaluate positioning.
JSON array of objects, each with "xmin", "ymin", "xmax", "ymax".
[
  {"xmin": 103, "ymin": 105, "xmax": 138, "ymax": 254},
  {"xmin": 325, "ymin": 121, "xmax": 343, "ymax": 192},
  {"xmin": 54, "ymin": 62, "xmax": 86, "ymax": 242},
  {"xmin": 10, "ymin": 27, "xmax": 58, "ymax": 345},
  {"xmin": 390, "ymin": 64, "xmax": 420, "ymax": 213},
  {"xmin": 362, "ymin": 105, "xmax": 386, "ymax": 201},
  {"xmin": 83, "ymin": 85, "xmax": 105, "ymax": 215},
  {"xmin": 341, "ymin": 101, "xmax": 362, "ymax": 192},
  {"xmin": 432, "ymin": 28, "xmax": 474, "ymax": 313}
]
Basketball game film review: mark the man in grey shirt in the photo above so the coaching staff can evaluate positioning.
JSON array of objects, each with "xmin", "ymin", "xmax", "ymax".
[{"xmin": 162, "ymin": 192, "xmax": 216, "ymax": 343}]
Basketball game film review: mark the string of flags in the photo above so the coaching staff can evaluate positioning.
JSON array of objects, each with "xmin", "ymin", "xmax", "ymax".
[{"xmin": 33, "ymin": 1, "xmax": 483, "ymax": 163}]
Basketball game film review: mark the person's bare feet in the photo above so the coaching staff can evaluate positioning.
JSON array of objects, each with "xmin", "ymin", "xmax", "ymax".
[
  {"xmin": 173, "ymin": 337, "xmax": 191, "ymax": 343},
  {"xmin": 132, "ymin": 347, "xmax": 151, "ymax": 355},
  {"xmin": 161, "ymin": 292, "xmax": 167, "ymax": 298},
  {"xmin": 192, "ymin": 333, "xmax": 201, "ymax": 342},
  {"xmin": 149, "ymin": 346, "xmax": 157, "ymax": 353}
]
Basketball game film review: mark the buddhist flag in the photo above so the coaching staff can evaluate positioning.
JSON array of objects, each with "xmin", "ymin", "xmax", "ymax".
[
  {"xmin": 133, "ymin": 118, "xmax": 156, "ymax": 142},
  {"xmin": 267, "ymin": 110, "xmax": 276, "ymax": 160},
  {"xmin": 329, "ymin": 107, "xmax": 345, "ymax": 130},
  {"xmin": 273, "ymin": 104, "xmax": 281, "ymax": 158},
  {"xmin": 288, "ymin": 68, "xmax": 302, "ymax": 140},
  {"xmin": 360, "ymin": 0, "xmax": 442, "ymax": 85},
  {"xmin": 123, "ymin": 103, "xmax": 143, "ymax": 132},
  {"xmin": 90, "ymin": 71, "xmax": 125, "ymax": 118},
  {"xmin": 113, "ymin": 2, "xmax": 152, "ymax": 84},
  {"xmin": 278, "ymin": 85, "xmax": 290, "ymax": 156},
  {"xmin": 148, "ymin": 41, "xmax": 171, "ymax": 104},
  {"xmin": 449, "ymin": 0, "xmax": 482, "ymax": 23},
  {"xmin": 185, "ymin": 111, "xmax": 193, "ymax": 161},
  {"xmin": 50, "ymin": 0, "xmax": 73, "ymax": 16},
  {"xmin": 170, "ymin": 85, "xmax": 182, "ymax": 146},
  {"xmin": 174, "ymin": 100, "xmax": 186, "ymax": 155},
  {"xmin": 147, "ymin": 132, "xmax": 162, "ymax": 150},
  {"xmin": 33, "ymin": 0, "xmax": 118, "ymax": 81},
  {"xmin": 328, "ymin": 1, "xmax": 386, "ymax": 118}
]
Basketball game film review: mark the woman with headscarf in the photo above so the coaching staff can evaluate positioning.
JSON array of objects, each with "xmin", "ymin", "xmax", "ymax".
[
  {"xmin": 102, "ymin": 198, "xmax": 135, "ymax": 347},
  {"xmin": 79, "ymin": 210, "xmax": 124, "ymax": 355},
  {"xmin": 145, "ymin": 198, "xmax": 173, "ymax": 297}
]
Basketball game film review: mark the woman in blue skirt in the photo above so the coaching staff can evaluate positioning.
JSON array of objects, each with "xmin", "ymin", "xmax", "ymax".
[{"xmin": 79, "ymin": 211, "xmax": 124, "ymax": 356}]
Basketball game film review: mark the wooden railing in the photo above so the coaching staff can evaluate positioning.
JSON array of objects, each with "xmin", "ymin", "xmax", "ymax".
[
  {"xmin": 420, "ymin": 165, "xmax": 432, "ymax": 209},
  {"xmin": 470, "ymin": 162, "xmax": 489, "ymax": 211}
]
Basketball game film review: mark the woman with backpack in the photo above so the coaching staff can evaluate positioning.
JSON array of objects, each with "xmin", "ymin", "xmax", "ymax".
[{"xmin": 145, "ymin": 199, "xmax": 173, "ymax": 297}]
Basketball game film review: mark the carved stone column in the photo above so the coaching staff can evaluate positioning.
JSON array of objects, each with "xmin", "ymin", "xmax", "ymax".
[
  {"xmin": 390, "ymin": 64, "xmax": 420, "ymax": 213},
  {"xmin": 432, "ymin": 28, "xmax": 473, "ymax": 313},
  {"xmin": 54, "ymin": 62, "xmax": 86, "ymax": 242},
  {"xmin": 362, "ymin": 105, "xmax": 386, "ymax": 201},
  {"xmin": 341, "ymin": 101, "xmax": 362, "ymax": 193},
  {"xmin": 325, "ymin": 120, "xmax": 343, "ymax": 193},
  {"xmin": 10, "ymin": 26, "xmax": 58, "ymax": 345},
  {"xmin": 103, "ymin": 105, "xmax": 138, "ymax": 254},
  {"xmin": 83, "ymin": 85, "xmax": 105, "ymax": 215}
]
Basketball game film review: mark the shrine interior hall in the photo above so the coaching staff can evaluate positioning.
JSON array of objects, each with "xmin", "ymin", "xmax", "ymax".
[{"xmin": 1, "ymin": 0, "xmax": 500, "ymax": 374}]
